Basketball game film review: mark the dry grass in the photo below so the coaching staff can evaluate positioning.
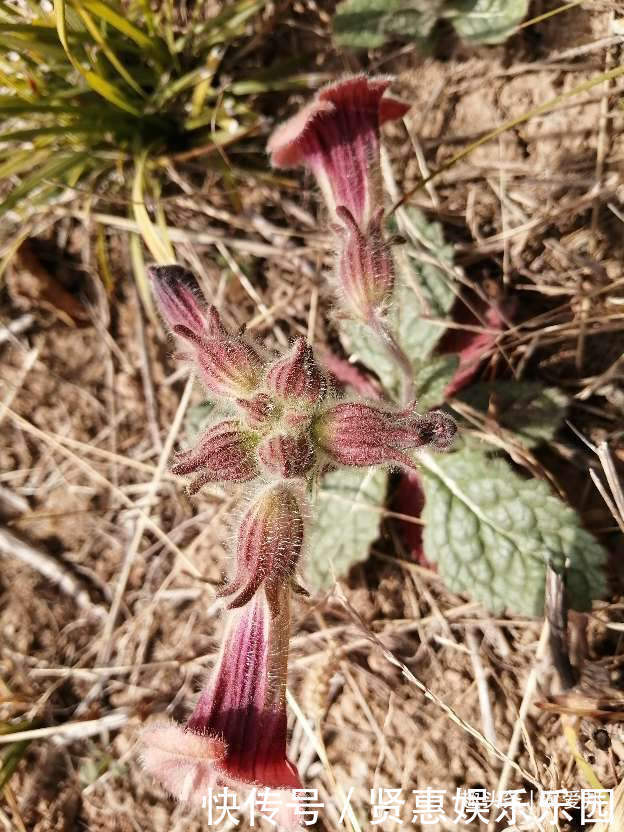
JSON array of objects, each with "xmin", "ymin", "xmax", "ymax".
[{"xmin": 1, "ymin": 3, "xmax": 624, "ymax": 831}]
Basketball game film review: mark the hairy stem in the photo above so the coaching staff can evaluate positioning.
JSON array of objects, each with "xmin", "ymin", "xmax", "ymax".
[{"xmin": 370, "ymin": 316, "xmax": 414, "ymax": 406}]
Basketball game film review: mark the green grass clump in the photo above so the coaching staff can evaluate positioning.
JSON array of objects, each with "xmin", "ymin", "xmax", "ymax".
[
  {"xmin": 0, "ymin": 1, "xmax": 313, "ymax": 240},
  {"xmin": 0, "ymin": 0, "xmax": 324, "ymax": 305}
]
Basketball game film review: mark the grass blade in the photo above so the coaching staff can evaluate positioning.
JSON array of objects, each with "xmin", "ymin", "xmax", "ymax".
[
  {"xmin": 74, "ymin": 2, "xmax": 146, "ymax": 97},
  {"xmin": 131, "ymin": 150, "xmax": 174, "ymax": 264},
  {"xmin": 129, "ymin": 229, "xmax": 157, "ymax": 324},
  {"xmin": 0, "ymin": 151, "xmax": 90, "ymax": 215},
  {"xmin": 80, "ymin": 0, "xmax": 163, "ymax": 55},
  {"xmin": 54, "ymin": 0, "xmax": 142, "ymax": 115}
]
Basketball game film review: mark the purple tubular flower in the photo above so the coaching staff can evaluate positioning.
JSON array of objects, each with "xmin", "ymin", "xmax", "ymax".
[
  {"xmin": 313, "ymin": 402, "xmax": 457, "ymax": 468},
  {"xmin": 219, "ymin": 485, "xmax": 304, "ymax": 611},
  {"xmin": 148, "ymin": 265, "xmax": 207, "ymax": 338},
  {"xmin": 141, "ymin": 587, "xmax": 301, "ymax": 813},
  {"xmin": 171, "ymin": 420, "xmax": 259, "ymax": 494},
  {"xmin": 268, "ymin": 74, "xmax": 409, "ymax": 226},
  {"xmin": 336, "ymin": 205, "xmax": 395, "ymax": 322}
]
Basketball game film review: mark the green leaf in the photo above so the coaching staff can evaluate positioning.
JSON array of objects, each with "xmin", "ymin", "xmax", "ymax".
[
  {"xmin": 414, "ymin": 354, "xmax": 459, "ymax": 410},
  {"xmin": 79, "ymin": 0, "xmax": 156, "ymax": 52},
  {"xmin": 341, "ymin": 206, "xmax": 456, "ymax": 397},
  {"xmin": 445, "ymin": 0, "xmax": 529, "ymax": 44},
  {"xmin": 381, "ymin": 3, "xmax": 441, "ymax": 43},
  {"xmin": 332, "ymin": 0, "xmax": 398, "ymax": 49},
  {"xmin": 453, "ymin": 381, "xmax": 569, "ymax": 448},
  {"xmin": 333, "ymin": 0, "xmax": 447, "ymax": 49},
  {"xmin": 132, "ymin": 150, "xmax": 175, "ymax": 264},
  {"xmin": 306, "ymin": 467, "xmax": 388, "ymax": 591},
  {"xmin": 333, "ymin": 0, "xmax": 527, "ymax": 49},
  {"xmin": 420, "ymin": 446, "xmax": 607, "ymax": 616},
  {"xmin": 184, "ymin": 400, "xmax": 216, "ymax": 442}
]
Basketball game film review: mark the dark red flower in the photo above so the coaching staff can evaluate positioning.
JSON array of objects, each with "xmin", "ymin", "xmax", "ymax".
[
  {"xmin": 141, "ymin": 588, "xmax": 301, "ymax": 819},
  {"xmin": 268, "ymin": 74, "xmax": 409, "ymax": 227},
  {"xmin": 171, "ymin": 420, "xmax": 259, "ymax": 493},
  {"xmin": 313, "ymin": 402, "xmax": 456, "ymax": 468}
]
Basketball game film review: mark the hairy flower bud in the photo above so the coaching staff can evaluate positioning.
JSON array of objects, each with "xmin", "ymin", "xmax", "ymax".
[
  {"xmin": 148, "ymin": 265, "xmax": 206, "ymax": 338},
  {"xmin": 313, "ymin": 402, "xmax": 457, "ymax": 469},
  {"xmin": 265, "ymin": 337, "xmax": 325, "ymax": 408},
  {"xmin": 177, "ymin": 307, "xmax": 261, "ymax": 401},
  {"xmin": 235, "ymin": 392, "xmax": 277, "ymax": 428},
  {"xmin": 171, "ymin": 420, "xmax": 258, "ymax": 493},
  {"xmin": 410, "ymin": 410, "xmax": 458, "ymax": 451},
  {"xmin": 219, "ymin": 486, "xmax": 304, "ymax": 610},
  {"xmin": 268, "ymin": 74, "xmax": 409, "ymax": 226},
  {"xmin": 336, "ymin": 206, "xmax": 395, "ymax": 322},
  {"xmin": 258, "ymin": 432, "xmax": 315, "ymax": 479},
  {"xmin": 141, "ymin": 588, "xmax": 301, "ymax": 818},
  {"xmin": 150, "ymin": 265, "xmax": 262, "ymax": 401}
]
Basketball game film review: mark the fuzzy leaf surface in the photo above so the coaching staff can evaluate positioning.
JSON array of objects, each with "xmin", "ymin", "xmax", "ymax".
[
  {"xmin": 414, "ymin": 354, "xmax": 459, "ymax": 410},
  {"xmin": 306, "ymin": 467, "xmax": 388, "ymax": 590},
  {"xmin": 184, "ymin": 400, "xmax": 216, "ymax": 442},
  {"xmin": 420, "ymin": 447, "xmax": 607, "ymax": 616},
  {"xmin": 332, "ymin": 0, "xmax": 399, "ymax": 49}
]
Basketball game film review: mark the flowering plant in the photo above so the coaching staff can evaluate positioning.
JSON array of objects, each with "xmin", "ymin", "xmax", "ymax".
[
  {"xmin": 141, "ymin": 71, "xmax": 609, "ymax": 823},
  {"xmin": 141, "ymin": 69, "xmax": 610, "ymax": 823},
  {"xmin": 141, "ymin": 75, "xmax": 457, "ymax": 820}
]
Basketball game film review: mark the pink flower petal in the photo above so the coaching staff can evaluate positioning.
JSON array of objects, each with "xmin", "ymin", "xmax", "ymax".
[
  {"xmin": 268, "ymin": 74, "xmax": 408, "ymax": 226},
  {"xmin": 186, "ymin": 591, "xmax": 301, "ymax": 789},
  {"xmin": 140, "ymin": 722, "xmax": 225, "ymax": 804}
]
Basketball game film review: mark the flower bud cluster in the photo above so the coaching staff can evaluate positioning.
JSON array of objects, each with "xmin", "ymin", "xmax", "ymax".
[
  {"xmin": 149, "ymin": 264, "xmax": 456, "ymax": 607},
  {"xmin": 151, "ymin": 264, "xmax": 455, "ymax": 469}
]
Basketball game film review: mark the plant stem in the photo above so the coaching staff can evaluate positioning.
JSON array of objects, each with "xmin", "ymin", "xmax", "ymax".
[{"xmin": 370, "ymin": 316, "xmax": 414, "ymax": 406}]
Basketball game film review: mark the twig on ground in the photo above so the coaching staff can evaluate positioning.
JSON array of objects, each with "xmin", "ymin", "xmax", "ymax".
[
  {"xmin": 0, "ymin": 712, "xmax": 128, "ymax": 745},
  {"xmin": 466, "ymin": 628, "xmax": 498, "ymax": 750},
  {"xmin": 0, "ymin": 526, "xmax": 106, "ymax": 621}
]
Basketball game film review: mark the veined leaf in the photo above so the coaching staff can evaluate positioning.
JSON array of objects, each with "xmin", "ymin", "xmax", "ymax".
[
  {"xmin": 445, "ymin": 0, "xmax": 529, "ymax": 44},
  {"xmin": 420, "ymin": 446, "xmax": 607, "ymax": 616},
  {"xmin": 413, "ymin": 354, "xmax": 459, "ymax": 410},
  {"xmin": 334, "ymin": 0, "xmax": 529, "ymax": 49},
  {"xmin": 333, "ymin": 0, "xmax": 400, "ymax": 49},
  {"xmin": 306, "ymin": 467, "xmax": 388, "ymax": 591}
]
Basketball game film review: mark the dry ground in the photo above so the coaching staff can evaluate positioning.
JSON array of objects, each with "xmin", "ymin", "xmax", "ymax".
[{"xmin": 2, "ymin": 3, "xmax": 624, "ymax": 831}]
